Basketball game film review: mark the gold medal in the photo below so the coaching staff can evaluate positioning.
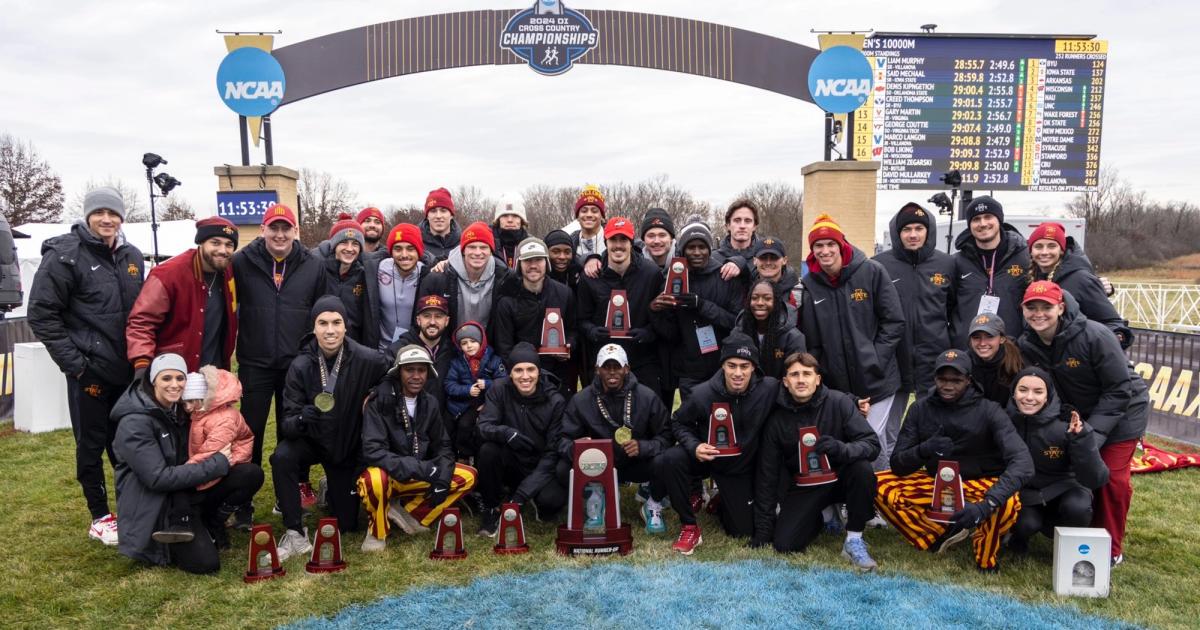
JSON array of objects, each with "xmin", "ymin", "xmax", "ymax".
[
  {"xmin": 614, "ymin": 426, "xmax": 633, "ymax": 445},
  {"xmin": 314, "ymin": 392, "xmax": 335, "ymax": 413}
]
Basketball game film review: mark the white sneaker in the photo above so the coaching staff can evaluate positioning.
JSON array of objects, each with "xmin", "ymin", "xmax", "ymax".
[
  {"xmin": 89, "ymin": 513, "xmax": 119, "ymax": 546},
  {"xmin": 276, "ymin": 528, "xmax": 312, "ymax": 562},
  {"xmin": 361, "ymin": 532, "xmax": 386, "ymax": 553},
  {"xmin": 387, "ymin": 498, "xmax": 429, "ymax": 534},
  {"xmin": 865, "ymin": 514, "xmax": 890, "ymax": 529}
]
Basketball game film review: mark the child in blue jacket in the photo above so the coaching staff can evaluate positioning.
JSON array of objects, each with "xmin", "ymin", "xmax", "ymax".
[{"xmin": 445, "ymin": 321, "xmax": 506, "ymax": 454}]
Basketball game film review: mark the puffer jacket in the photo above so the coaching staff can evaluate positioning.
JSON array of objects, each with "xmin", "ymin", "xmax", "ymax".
[
  {"xmin": 1030, "ymin": 240, "xmax": 1132, "ymax": 349},
  {"xmin": 232, "ymin": 238, "xmax": 325, "ymax": 370},
  {"xmin": 362, "ymin": 380, "xmax": 454, "ymax": 487},
  {"xmin": 186, "ymin": 366, "xmax": 254, "ymax": 490},
  {"xmin": 733, "ymin": 303, "xmax": 806, "ymax": 379},
  {"xmin": 477, "ymin": 373, "xmax": 566, "ymax": 498},
  {"xmin": 652, "ymin": 254, "xmax": 746, "ymax": 382}
]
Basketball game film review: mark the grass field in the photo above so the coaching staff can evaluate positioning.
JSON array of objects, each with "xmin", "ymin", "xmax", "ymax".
[
  {"xmin": 1105, "ymin": 253, "xmax": 1200, "ymax": 285},
  {"xmin": 2, "ymin": 417, "xmax": 1198, "ymax": 630}
]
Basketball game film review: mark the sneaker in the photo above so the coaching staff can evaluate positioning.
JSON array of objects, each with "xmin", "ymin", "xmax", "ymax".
[
  {"xmin": 151, "ymin": 526, "xmax": 195, "ymax": 544},
  {"xmin": 672, "ymin": 524, "xmax": 703, "ymax": 555},
  {"xmin": 865, "ymin": 513, "xmax": 890, "ymax": 529},
  {"xmin": 478, "ymin": 508, "xmax": 500, "ymax": 537},
  {"xmin": 930, "ymin": 523, "xmax": 971, "ymax": 554},
  {"xmin": 635, "ymin": 483, "xmax": 651, "ymax": 503},
  {"xmin": 88, "ymin": 513, "xmax": 119, "ymax": 546},
  {"xmin": 227, "ymin": 506, "xmax": 253, "ymax": 532},
  {"xmin": 459, "ymin": 492, "xmax": 486, "ymax": 518},
  {"xmin": 386, "ymin": 498, "xmax": 429, "ymax": 534},
  {"xmin": 688, "ymin": 492, "xmax": 706, "ymax": 516},
  {"xmin": 316, "ymin": 477, "xmax": 329, "ymax": 509},
  {"xmin": 361, "ymin": 532, "xmax": 386, "ymax": 553},
  {"xmin": 842, "ymin": 537, "xmax": 878, "ymax": 572},
  {"xmin": 1112, "ymin": 554, "xmax": 1124, "ymax": 567},
  {"xmin": 276, "ymin": 528, "xmax": 312, "ymax": 563},
  {"xmin": 824, "ymin": 511, "xmax": 845, "ymax": 535},
  {"xmin": 299, "ymin": 482, "xmax": 318, "ymax": 510},
  {"xmin": 641, "ymin": 502, "xmax": 666, "ymax": 534}
]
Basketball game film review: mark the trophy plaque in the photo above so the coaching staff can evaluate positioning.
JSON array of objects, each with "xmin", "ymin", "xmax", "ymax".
[
  {"xmin": 244, "ymin": 524, "xmax": 287, "ymax": 583},
  {"xmin": 556, "ymin": 438, "xmax": 633, "ymax": 556},
  {"xmin": 925, "ymin": 460, "xmax": 965, "ymax": 524},
  {"xmin": 794, "ymin": 426, "xmax": 838, "ymax": 486},
  {"xmin": 539, "ymin": 307, "xmax": 570, "ymax": 356},
  {"xmin": 305, "ymin": 517, "xmax": 347, "ymax": 574},
  {"xmin": 707, "ymin": 403, "xmax": 741, "ymax": 457},
  {"xmin": 665, "ymin": 258, "xmax": 689, "ymax": 296},
  {"xmin": 605, "ymin": 290, "xmax": 632, "ymax": 338},
  {"xmin": 493, "ymin": 502, "xmax": 531, "ymax": 555},
  {"xmin": 429, "ymin": 508, "xmax": 468, "ymax": 560}
]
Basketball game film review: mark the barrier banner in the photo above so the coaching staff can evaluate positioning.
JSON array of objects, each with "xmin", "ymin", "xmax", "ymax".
[
  {"xmin": 0, "ymin": 317, "xmax": 37, "ymax": 420},
  {"xmin": 1128, "ymin": 327, "xmax": 1200, "ymax": 445}
]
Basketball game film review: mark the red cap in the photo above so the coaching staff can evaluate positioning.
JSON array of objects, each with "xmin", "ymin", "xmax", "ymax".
[
  {"xmin": 356, "ymin": 206, "xmax": 387, "ymax": 226},
  {"xmin": 386, "ymin": 223, "xmax": 424, "ymax": 257},
  {"xmin": 603, "ymin": 216, "xmax": 635, "ymax": 241},
  {"xmin": 1023, "ymin": 280, "xmax": 1065, "ymax": 306},
  {"xmin": 460, "ymin": 221, "xmax": 495, "ymax": 252},
  {"xmin": 1027, "ymin": 222, "xmax": 1067, "ymax": 252},
  {"xmin": 262, "ymin": 203, "xmax": 297, "ymax": 227},
  {"xmin": 575, "ymin": 185, "xmax": 606, "ymax": 217},
  {"xmin": 425, "ymin": 187, "xmax": 455, "ymax": 215},
  {"xmin": 416, "ymin": 294, "xmax": 449, "ymax": 315}
]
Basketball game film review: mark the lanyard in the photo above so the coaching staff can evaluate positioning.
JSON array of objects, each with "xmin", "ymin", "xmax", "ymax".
[
  {"xmin": 595, "ymin": 390, "xmax": 633, "ymax": 429},
  {"xmin": 317, "ymin": 346, "xmax": 344, "ymax": 394},
  {"xmin": 272, "ymin": 259, "xmax": 287, "ymax": 290},
  {"xmin": 979, "ymin": 249, "xmax": 998, "ymax": 296},
  {"xmin": 398, "ymin": 393, "xmax": 420, "ymax": 454}
]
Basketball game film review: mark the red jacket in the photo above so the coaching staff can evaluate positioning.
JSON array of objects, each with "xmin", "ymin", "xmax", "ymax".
[{"xmin": 126, "ymin": 249, "xmax": 237, "ymax": 372}]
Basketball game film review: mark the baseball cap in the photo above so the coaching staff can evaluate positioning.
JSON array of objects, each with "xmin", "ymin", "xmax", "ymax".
[
  {"xmin": 595, "ymin": 343, "xmax": 629, "ymax": 368},
  {"xmin": 756, "ymin": 237, "xmax": 786, "ymax": 258},
  {"xmin": 1022, "ymin": 281, "xmax": 1065, "ymax": 306},
  {"xmin": 968, "ymin": 313, "xmax": 1006, "ymax": 338},
  {"xmin": 517, "ymin": 237, "xmax": 549, "ymax": 261},
  {"xmin": 934, "ymin": 349, "xmax": 971, "ymax": 375},
  {"xmin": 262, "ymin": 204, "xmax": 297, "ymax": 227},
  {"xmin": 604, "ymin": 217, "xmax": 635, "ymax": 242},
  {"xmin": 416, "ymin": 294, "xmax": 449, "ymax": 315}
]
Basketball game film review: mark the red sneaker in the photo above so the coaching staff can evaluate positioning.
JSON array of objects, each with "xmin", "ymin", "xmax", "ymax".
[
  {"xmin": 672, "ymin": 524, "xmax": 703, "ymax": 555},
  {"xmin": 299, "ymin": 482, "xmax": 317, "ymax": 510}
]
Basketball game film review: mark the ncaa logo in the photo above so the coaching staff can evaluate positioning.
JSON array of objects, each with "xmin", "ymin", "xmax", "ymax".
[
  {"xmin": 216, "ymin": 47, "xmax": 286, "ymax": 117},
  {"xmin": 807, "ymin": 46, "xmax": 873, "ymax": 114},
  {"xmin": 500, "ymin": 1, "xmax": 599, "ymax": 76}
]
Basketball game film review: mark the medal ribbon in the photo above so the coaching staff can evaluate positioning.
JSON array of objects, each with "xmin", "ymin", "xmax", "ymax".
[
  {"xmin": 317, "ymin": 346, "xmax": 344, "ymax": 395},
  {"xmin": 398, "ymin": 391, "xmax": 420, "ymax": 455},
  {"xmin": 595, "ymin": 390, "xmax": 633, "ymax": 430}
]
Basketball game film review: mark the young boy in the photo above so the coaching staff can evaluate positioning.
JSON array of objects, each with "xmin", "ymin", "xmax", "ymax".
[{"xmin": 444, "ymin": 321, "xmax": 506, "ymax": 456}]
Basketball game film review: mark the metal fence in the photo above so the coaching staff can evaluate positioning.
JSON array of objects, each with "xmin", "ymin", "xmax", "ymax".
[{"xmin": 1110, "ymin": 283, "xmax": 1200, "ymax": 333}]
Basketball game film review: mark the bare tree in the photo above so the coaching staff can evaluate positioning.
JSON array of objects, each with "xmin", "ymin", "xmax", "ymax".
[
  {"xmin": 66, "ymin": 177, "xmax": 149, "ymax": 222},
  {"xmin": 0, "ymin": 134, "xmax": 64, "ymax": 225},
  {"xmin": 450, "ymin": 185, "xmax": 496, "ymax": 227},
  {"xmin": 297, "ymin": 167, "xmax": 357, "ymax": 245},
  {"xmin": 159, "ymin": 193, "xmax": 195, "ymax": 221},
  {"xmin": 731, "ymin": 181, "xmax": 805, "ymax": 257},
  {"xmin": 521, "ymin": 176, "xmax": 715, "ymax": 238}
]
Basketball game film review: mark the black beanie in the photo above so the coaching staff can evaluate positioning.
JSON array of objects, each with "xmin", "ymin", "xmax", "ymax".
[
  {"xmin": 719, "ymin": 331, "xmax": 759, "ymax": 367},
  {"xmin": 310, "ymin": 295, "xmax": 347, "ymax": 325},
  {"xmin": 544, "ymin": 229, "xmax": 573, "ymax": 249},
  {"xmin": 965, "ymin": 195, "xmax": 1004, "ymax": 224},
  {"xmin": 506, "ymin": 341, "xmax": 541, "ymax": 370},
  {"xmin": 895, "ymin": 202, "xmax": 932, "ymax": 231},
  {"xmin": 640, "ymin": 208, "xmax": 676, "ymax": 239}
]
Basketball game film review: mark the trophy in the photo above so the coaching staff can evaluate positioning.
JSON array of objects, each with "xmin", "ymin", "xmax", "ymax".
[
  {"xmin": 556, "ymin": 438, "xmax": 633, "ymax": 556},
  {"xmin": 493, "ymin": 502, "xmax": 530, "ymax": 555},
  {"xmin": 605, "ymin": 290, "xmax": 632, "ymax": 338},
  {"xmin": 244, "ymin": 524, "xmax": 286, "ymax": 583},
  {"xmin": 794, "ymin": 426, "xmax": 838, "ymax": 486},
  {"xmin": 925, "ymin": 460, "xmax": 965, "ymax": 524},
  {"xmin": 305, "ymin": 517, "xmax": 347, "ymax": 574},
  {"xmin": 665, "ymin": 257, "xmax": 689, "ymax": 296},
  {"xmin": 539, "ymin": 307, "xmax": 569, "ymax": 356},
  {"xmin": 707, "ymin": 403, "xmax": 741, "ymax": 456},
  {"xmin": 429, "ymin": 508, "xmax": 468, "ymax": 560}
]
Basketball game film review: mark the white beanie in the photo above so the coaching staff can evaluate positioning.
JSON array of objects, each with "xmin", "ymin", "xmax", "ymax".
[
  {"xmin": 149, "ymin": 353, "xmax": 187, "ymax": 383},
  {"xmin": 183, "ymin": 373, "xmax": 207, "ymax": 400},
  {"xmin": 493, "ymin": 193, "xmax": 528, "ymax": 223}
]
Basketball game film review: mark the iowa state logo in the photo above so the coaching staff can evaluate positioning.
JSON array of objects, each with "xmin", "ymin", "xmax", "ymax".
[
  {"xmin": 1065, "ymin": 358, "xmax": 1081, "ymax": 368},
  {"xmin": 500, "ymin": 0, "xmax": 599, "ymax": 76},
  {"xmin": 851, "ymin": 288, "xmax": 869, "ymax": 302},
  {"xmin": 1044, "ymin": 445, "xmax": 1064, "ymax": 459},
  {"xmin": 930, "ymin": 272, "xmax": 947, "ymax": 286},
  {"xmin": 1007, "ymin": 264, "xmax": 1024, "ymax": 277}
]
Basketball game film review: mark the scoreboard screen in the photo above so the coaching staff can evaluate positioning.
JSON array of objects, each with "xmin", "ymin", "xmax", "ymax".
[{"xmin": 854, "ymin": 35, "xmax": 1107, "ymax": 192}]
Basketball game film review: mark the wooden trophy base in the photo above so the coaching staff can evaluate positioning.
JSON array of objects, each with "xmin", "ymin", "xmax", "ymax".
[
  {"xmin": 538, "ymin": 347, "xmax": 570, "ymax": 357},
  {"xmin": 555, "ymin": 524, "xmax": 633, "ymax": 556},
  {"xmin": 712, "ymin": 446, "xmax": 742, "ymax": 457},
  {"xmin": 794, "ymin": 471, "xmax": 838, "ymax": 486},
  {"xmin": 608, "ymin": 331, "xmax": 631, "ymax": 339},
  {"xmin": 924, "ymin": 509, "xmax": 955, "ymax": 524}
]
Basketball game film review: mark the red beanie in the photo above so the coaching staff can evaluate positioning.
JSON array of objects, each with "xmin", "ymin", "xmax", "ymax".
[
  {"xmin": 574, "ymin": 184, "xmax": 606, "ymax": 217},
  {"xmin": 460, "ymin": 221, "xmax": 495, "ymax": 252},
  {"xmin": 1027, "ymin": 222, "xmax": 1067, "ymax": 252},
  {"xmin": 425, "ymin": 187, "xmax": 455, "ymax": 215},
  {"xmin": 386, "ymin": 223, "xmax": 424, "ymax": 257},
  {"xmin": 356, "ymin": 206, "xmax": 386, "ymax": 226}
]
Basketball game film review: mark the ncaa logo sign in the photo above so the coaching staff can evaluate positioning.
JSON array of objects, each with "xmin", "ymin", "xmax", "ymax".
[
  {"xmin": 216, "ymin": 47, "xmax": 286, "ymax": 117},
  {"xmin": 807, "ymin": 46, "xmax": 873, "ymax": 114}
]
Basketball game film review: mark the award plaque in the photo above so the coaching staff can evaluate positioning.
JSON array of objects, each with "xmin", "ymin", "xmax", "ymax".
[
  {"xmin": 539, "ymin": 307, "xmax": 569, "ymax": 356},
  {"xmin": 605, "ymin": 290, "xmax": 632, "ymax": 338},
  {"xmin": 794, "ymin": 426, "xmax": 838, "ymax": 486},
  {"xmin": 707, "ymin": 403, "xmax": 741, "ymax": 457},
  {"xmin": 665, "ymin": 258, "xmax": 689, "ymax": 296},
  {"xmin": 429, "ymin": 508, "xmax": 468, "ymax": 560},
  {"xmin": 925, "ymin": 460, "xmax": 965, "ymax": 524},
  {"xmin": 556, "ymin": 438, "xmax": 633, "ymax": 556},
  {"xmin": 305, "ymin": 517, "xmax": 347, "ymax": 574},
  {"xmin": 493, "ymin": 502, "xmax": 530, "ymax": 555},
  {"xmin": 244, "ymin": 524, "xmax": 286, "ymax": 583}
]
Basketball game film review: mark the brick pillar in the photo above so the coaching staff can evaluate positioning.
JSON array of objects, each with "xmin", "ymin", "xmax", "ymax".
[
  {"xmin": 212, "ymin": 165, "xmax": 300, "ymax": 249},
  {"xmin": 800, "ymin": 161, "xmax": 881, "ymax": 258}
]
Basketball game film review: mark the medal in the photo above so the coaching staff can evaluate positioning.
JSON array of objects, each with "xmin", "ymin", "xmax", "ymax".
[
  {"xmin": 614, "ymin": 426, "xmax": 633, "ymax": 445},
  {"xmin": 314, "ymin": 392, "xmax": 335, "ymax": 413},
  {"xmin": 315, "ymin": 345, "xmax": 344, "ymax": 414},
  {"xmin": 596, "ymin": 390, "xmax": 634, "ymax": 446}
]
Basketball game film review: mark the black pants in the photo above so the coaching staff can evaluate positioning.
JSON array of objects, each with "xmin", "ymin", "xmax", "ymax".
[
  {"xmin": 270, "ymin": 438, "xmax": 360, "ymax": 533},
  {"xmin": 659, "ymin": 445, "xmax": 755, "ymax": 535},
  {"xmin": 67, "ymin": 372, "xmax": 125, "ymax": 520},
  {"xmin": 772, "ymin": 459, "xmax": 876, "ymax": 553},
  {"xmin": 476, "ymin": 441, "xmax": 567, "ymax": 515},
  {"xmin": 170, "ymin": 463, "xmax": 264, "ymax": 574},
  {"xmin": 451, "ymin": 407, "xmax": 480, "ymax": 459},
  {"xmin": 237, "ymin": 364, "xmax": 288, "ymax": 466},
  {"xmin": 1013, "ymin": 486, "xmax": 1094, "ymax": 542}
]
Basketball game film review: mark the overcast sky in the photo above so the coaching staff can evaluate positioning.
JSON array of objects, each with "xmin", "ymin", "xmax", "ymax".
[{"xmin": 3, "ymin": 0, "xmax": 1197, "ymax": 240}]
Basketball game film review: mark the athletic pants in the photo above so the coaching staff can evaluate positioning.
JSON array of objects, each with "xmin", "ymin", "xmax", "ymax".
[
  {"xmin": 884, "ymin": 390, "xmax": 911, "ymax": 464},
  {"xmin": 773, "ymin": 459, "xmax": 876, "ymax": 553},
  {"xmin": 66, "ymin": 373, "xmax": 125, "ymax": 520},
  {"xmin": 865, "ymin": 394, "xmax": 896, "ymax": 471},
  {"xmin": 476, "ymin": 441, "xmax": 567, "ymax": 514},
  {"xmin": 237, "ymin": 364, "xmax": 287, "ymax": 466},
  {"xmin": 659, "ymin": 445, "xmax": 754, "ymax": 536},
  {"xmin": 270, "ymin": 438, "xmax": 359, "ymax": 533},
  {"xmin": 358, "ymin": 464, "xmax": 476, "ymax": 538},
  {"xmin": 1013, "ymin": 486, "xmax": 1093, "ymax": 543},
  {"xmin": 1093, "ymin": 438, "xmax": 1137, "ymax": 559}
]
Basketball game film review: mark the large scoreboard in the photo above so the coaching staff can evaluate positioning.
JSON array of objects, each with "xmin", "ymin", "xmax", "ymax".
[{"xmin": 853, "ymin": 34, "xmax": 1107, "ymax": 192}]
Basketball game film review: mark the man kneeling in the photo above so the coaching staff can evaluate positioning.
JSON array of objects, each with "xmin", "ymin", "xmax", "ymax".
[
  {"xmin": 753, "ymin": 353, "xmax": 881, "ymax": 571},
  {"xmin": 876, "ymin": 349, "xmax": 1033, "ymax": 571},
  {"xmin": 358, "ymin": 345, "xmax": 477, "ymax": 551}
]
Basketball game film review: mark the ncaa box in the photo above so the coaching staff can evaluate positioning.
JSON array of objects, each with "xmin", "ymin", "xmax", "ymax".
[{"xmin": 1052, "ymin": 527, "xmax": 1111, "ymax": 598}]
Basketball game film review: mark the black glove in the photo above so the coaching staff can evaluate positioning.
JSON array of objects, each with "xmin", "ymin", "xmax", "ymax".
[
  {"xmin": 587, "ymin": 326, "xmax": 611, "ymax": 343},
  {"xmin": 814, "ymin": 435, "xmax": 851, "ymax": 463},
  {"xmin": 424, "ymin": 480, "xmax": 450, "ymax": 503},
  {"xmin": 950, "ymin": 500, "xmax": 993, "ymax": 528},
  {"xmin": 629, "ymin": 327, "xmax": 653, "ymax": 344},
  {"xmin": 918, "ymin": 435, "xmax": 954, "ymax": 459},
  {"xmin": 747, "ymin": 536, "xmax": 771, "ymax": 549},
  {"xmin": 676, "ymin": 293, "xmax": 700, "ymax": 309},
  {"xmin": 507, "ymin": 430, "xmax": 536, "ymax": 454}
]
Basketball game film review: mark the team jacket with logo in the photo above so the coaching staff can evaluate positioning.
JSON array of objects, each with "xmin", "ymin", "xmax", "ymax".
[{"xmin": 951, "ymin": 225, "xmax": 1030, "ymax": 348}]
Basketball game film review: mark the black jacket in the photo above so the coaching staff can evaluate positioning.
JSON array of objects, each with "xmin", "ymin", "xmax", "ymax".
[
  {"xmin": 28, "ymin": 224, "xmax": 144, "ymax": 384},
  {"xmin": 1006, "ymin": 369, "xmax": 1109, "ymax": 506},
  {"xmin": 576, "ymin": 252, "xmax": 664, "ymax": 370},
  {"xmin": 419, "ymin": 219, "xmax": 462, "ymax": 262},
  {"xmin": 362, "ymin": 380, "xmax": 454, "ymax": 487},
  {"xmin": 558, "ymin": 373, "xmax": 673, "ymax": 468},
  {"xmin": 478, "ymin": 374, "xmax": 567, "ymax": 498},
  {"xmin": 1032, "ymin": 243, "xmax": 1132, "ymax": 349},
  {"xmin": 492, "ymin": 278, "xmax": 577, "ymax": 384},
  {"xmin": 671, "ymin": 370, "xmax": 779, "ymax": 476},
  {"xmin": 492, "ymin": 225, "xmax": 529, "ymax": 269},
  {"xmin": 313, "ymin": 241, "xmax": 369, "ymax": 344},
  {"xmin": 390, "ymin": 330, "xmax": 455, "ymax": 412},
  {"xmin": 734, "ymin": 304, "xmax": 807, "ymax": 379},
  {"xmin": 754, "ymin": 385, "xmax": 880, "ymax": 539},
  {"xmin": 951, "ymin": 225, "xmax": 1030, "ymax": 348},
  {"xmin": 1018, "ymin": 295, "xmax": 1148, "ymax": 445},
  {"xmin": 801, "ymin": 246, "xmax": 905, "ymax": 402},
  {"xmin": 111, "ymin": 379, "xmax": 229, "ymax": 565},
  {"xmin": 280, "ymin": 337, "xmax": 390, "ymax": 464},
  {"xmin": 232, "ymin": 238, "xmax": 325, "ymax": 370},
  {"xmin": 873, "ymin": 215, "xmax": 956, "ymax": 393},
  {"xmin": 891, "ymin": 384, "xmax": 1033, "ymax": 506},
  {"xmin": 716, "ymin": 233, "xmax": 762, "ymax": 276},
  {"xmin": 652, "ymin": 256, "xmax": 746, "ymax": 382},
  {"xmin": 969, "ymin": 345, "xmax": 1018, "ymax": 406}
]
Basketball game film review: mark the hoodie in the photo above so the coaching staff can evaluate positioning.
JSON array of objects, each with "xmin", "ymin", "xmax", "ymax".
[
  {"xmin": 419, "ymin": 247, "xmax": 513, "ymax": 338},
  {"xmin": 186, "ymin": 366, "xmax": 255, "ymax": 490},
  {"xmin": 951, "ymin": 224, "xmax": 1030, "ymax": 348}
]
